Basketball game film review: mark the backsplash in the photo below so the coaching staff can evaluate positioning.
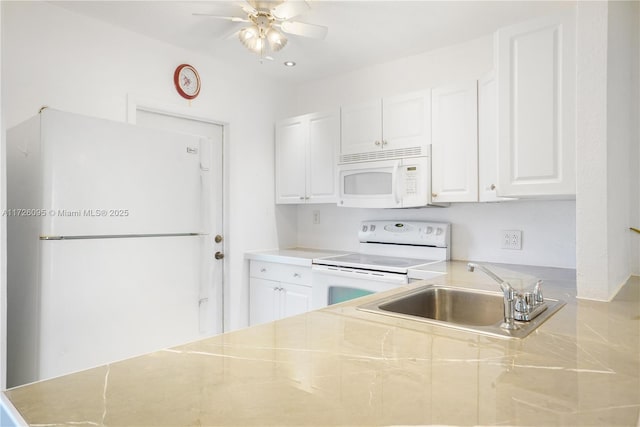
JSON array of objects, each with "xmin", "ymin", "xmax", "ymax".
[{"xmin": 296, "ymin": 200, "xmax": 576, "ymax": 269}]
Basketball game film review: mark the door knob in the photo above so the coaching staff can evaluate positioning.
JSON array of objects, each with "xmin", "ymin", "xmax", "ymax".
[
  {"xmin": 215, "ymin": 235, "xmax": 223, "ymax": 243},
  {"xmin": 214, "ymin": 251, "xmax": 224, "ymax": 260}
]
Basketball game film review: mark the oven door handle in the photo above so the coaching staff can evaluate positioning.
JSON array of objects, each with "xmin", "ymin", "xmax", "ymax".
[{"xmin": 312, "ymin": 265, "xmax": 407, "ymax": 284}]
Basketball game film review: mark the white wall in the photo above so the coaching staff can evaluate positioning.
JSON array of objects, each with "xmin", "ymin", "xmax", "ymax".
[
  {"xmin": 629, "ymin": 2, "xmax": 640, "ymax": 276},
  {"xmin": 0, "ymin": 1, "xmax": 6, "ymax": 389},
  {"xmin": 291, "ymin": 36, "xmax": 494, "ymax": 116},
  {"xmin": 1, "ymin": 1, "xmax": 296, "ymax": 332},
  {"xmin": 575, "ymin": 1, "xmax": 639, "ymax": 300},
  {"xmin": 298, "ymin": 201, "xmax": 576, "ymax": 268},
  {"xmin": 606, "ymin": 1, "xmax": 637, "ymax": 290},
  {"xmin": 633, "ymin": 3, "xmax": 640, "ymax": 277},
  {"xmin": 290, "ymin": 35, "xmax": 577, "ymax": 269}
]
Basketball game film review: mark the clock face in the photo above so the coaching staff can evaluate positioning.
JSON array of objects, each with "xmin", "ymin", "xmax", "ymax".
[{"xmin": 174, "ymin": 64, "xmax": 201, "ymax": 99}]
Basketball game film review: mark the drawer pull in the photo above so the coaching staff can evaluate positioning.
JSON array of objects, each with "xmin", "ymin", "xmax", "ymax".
[
  {"xmin": 260, "ymin": 268, "xmax": 267, "ymax": 273},
  {"xmin": 293, "ymin": 273, "xmax": 301, "ymax": 278}
]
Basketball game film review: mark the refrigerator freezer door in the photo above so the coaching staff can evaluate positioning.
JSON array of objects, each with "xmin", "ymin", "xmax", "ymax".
[
  {"xmin": 35, "ymin": 236, "xmax": 208, "ymax": 382},
  {"xmin": 39, "ymin": 109, "xmax": 206, "ymax": 237}
]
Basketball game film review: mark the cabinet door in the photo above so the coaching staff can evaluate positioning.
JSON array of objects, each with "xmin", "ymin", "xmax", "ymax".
[
  {"xmin": 431, "ymin": 81, "xmax": 478, "ymax": 203},
  {"xmin": 307, "ymin": 111, "xmax": 339, "ymax": 203},
  {"xmin": 382, "ymin": 90, "xmax": 431, "ymax": 155},
  {"xmin": 275, "ymin": 117, "xmax": 307, "ymax": 204},
  {"xmin": 249, "ymin": 278, "xmax": 280, "ymax": 326},
  {"xmin": 478, "ymin": 72, "xmax": 514, "ymax": 202},
  {"xmin": 280, "ymin": 282, "xmax": 312, "ymax": 319},
  {"xmin": 496, "ymin": 11, "xmax": 576, "ymax": 197},
  {"xmin": 340, "ymin": 100, "xmax": 382, "ymax": 158}
]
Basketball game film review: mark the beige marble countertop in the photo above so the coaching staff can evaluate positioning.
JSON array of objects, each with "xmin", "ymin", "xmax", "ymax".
[{"xmin": 5, "ymin": 261, "xmax": 640, "ymax": 426}]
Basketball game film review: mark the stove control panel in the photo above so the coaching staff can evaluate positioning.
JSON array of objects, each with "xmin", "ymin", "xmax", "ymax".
[{"xmin": 358, "ymin": 220, "xmax": 450, "ymax": 248}]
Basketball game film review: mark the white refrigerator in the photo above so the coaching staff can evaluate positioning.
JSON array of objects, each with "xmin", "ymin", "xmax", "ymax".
[{"xmin": 6, "ymin": 108, "xmax": 215, "ymax": 387}]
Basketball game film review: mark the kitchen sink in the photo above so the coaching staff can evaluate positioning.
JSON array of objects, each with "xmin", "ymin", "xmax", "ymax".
[{"xmin": 357, "ymin": 284, "xmax": 565, "ymax": 339}]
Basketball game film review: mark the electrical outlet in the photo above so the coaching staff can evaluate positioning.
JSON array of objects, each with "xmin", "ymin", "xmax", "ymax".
[
  {"xmin": 501, "ymin": 230, "xmax": 522, "ymax": 250},
  {"xmin": 312, "ymin": 210, "xmax": 320, "ymax": 225}
]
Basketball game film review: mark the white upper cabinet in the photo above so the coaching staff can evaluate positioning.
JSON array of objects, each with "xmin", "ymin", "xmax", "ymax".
[
  {"xmin": 340, "ymin": 100, "xmax": 382, "ymax": 157},
  {"xmin": 496, "ymin": 10, "xmax": 576, "ymax": 198},
  {"xmin": 382, "ymin": 91, "xmax": 432, "ymax": 152},
  {"xmin": 340, "ymin": 90, "xmax": 431, "ymax": 162},
  {"xmin": 275, "ymin": 110, "xmax": 339, "ymax": 204},
  {"xmin": 431, "ymin": 81, "xmax": 478, "ymax": 203},
  {"xmin": 276, "ymin": 117, "xmax": 307, "ymax": 203},
  {"xmin": 478, "ymin": 71, "xmax": 514, "ymax": 202},
  {"xmin": 307, "ymin": 112, "xmax": 340, "ymax": 203}
]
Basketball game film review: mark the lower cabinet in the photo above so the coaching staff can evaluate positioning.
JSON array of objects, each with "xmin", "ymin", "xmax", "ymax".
[{"xmin": 249, "ymin": 261, "xmax": 312, "ymax": 326}]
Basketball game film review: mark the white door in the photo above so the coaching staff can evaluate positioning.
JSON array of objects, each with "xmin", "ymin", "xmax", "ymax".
[
  {"xmin": 307, "ymin": 111, "xmax": 339, "ymax": 203},
  {"xmin": 496, "ymin": 10, "xmax": 576, "ymax": 197},
  {"xmin": 431, "ymin": 81, "xmax": 478, "ymax": 202},
  {"xmin": 382, "ymin": 90, "xmax": 431, "ymax": 153},
  {"xmin": 135, "ymin": 109, "xmax": 224, "ymax": 336},
  {"xmin": 275, "ymin": 116, "xmax": 307, "ymax": 203}
]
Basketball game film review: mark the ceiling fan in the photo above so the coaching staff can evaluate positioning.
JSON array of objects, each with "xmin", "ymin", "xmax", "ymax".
[{"xmin": 194, "ymin": 0, "xmax": 328, "ymax": 60}]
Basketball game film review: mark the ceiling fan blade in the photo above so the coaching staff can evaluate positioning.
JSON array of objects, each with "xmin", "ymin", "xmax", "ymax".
[
  {"xmin": 192, "ymin": 13, "xmax": 249, "ymax": 23},
  {"xmin": 280, "ymin": 21, "xmax": 328, "ymax": 40},
  {"xmin": 240, "ymin": 0, "xmax": 258, "ymax": 15},
  {"xmin": 272, "ymin": 1, "xmax": 309, "ymax": 20},
  {"xmin": 223, "ymin": 29, "xmax": 241, "ymax": 40}
]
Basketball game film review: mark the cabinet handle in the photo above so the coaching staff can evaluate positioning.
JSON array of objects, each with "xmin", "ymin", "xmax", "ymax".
[
  {"xmin": 490, "ymin": 184, "xmax": 496, "ymax": 191},
  {"xmin": 382, "ymin": 140, "xmax": 388, "ymax": 146},
  {"xmin": 293, "ymin": 273, "xmax": 301, "ymax": 278},
  {"xmin": 374, "ymin": 140, "xmax": 381, "ymax": 146},
  {"xmin": 432, "ymin": 193, "xmax": 438, "ymax": 198},
  {"xmin": 260, "ymin": 268, "xmax": 267, "ymax": 273},
  {"xmin": 304, "ymin": 196, "xmax": 310, "ymax": 200},
  {"xmin": 299, "ymin": 196, "xmax": 304, "ymax": 200}
]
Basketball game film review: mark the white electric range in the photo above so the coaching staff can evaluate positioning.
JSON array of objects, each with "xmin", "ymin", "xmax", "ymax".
[{"xmin": 311, "ymin": 220, "xmax": 451, "ymax": 308}]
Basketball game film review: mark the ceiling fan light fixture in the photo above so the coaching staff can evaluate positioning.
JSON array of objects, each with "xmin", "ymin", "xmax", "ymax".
[
  {"xmin": 239, "ymin": 25, "xmax": 263, "ymax": 52},
  {"xmin": 266, "ymin": 28, "xmax": 287, "ymax": 52}
]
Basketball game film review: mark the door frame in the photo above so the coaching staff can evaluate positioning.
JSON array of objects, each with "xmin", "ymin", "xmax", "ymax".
[{"xmin": 127, "ymin": 94, "xmax": 230, "ymax": 333}]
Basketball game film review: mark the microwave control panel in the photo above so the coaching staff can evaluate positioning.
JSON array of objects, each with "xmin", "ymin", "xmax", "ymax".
[{"xmin": 404, "ymin": 166, "xmax": 418, "ymax": 194}]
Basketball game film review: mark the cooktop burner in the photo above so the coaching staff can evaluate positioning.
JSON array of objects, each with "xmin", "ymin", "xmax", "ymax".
[{"xmin": 314, "ymin": 253, "xmax": 439, "ymax": 274}]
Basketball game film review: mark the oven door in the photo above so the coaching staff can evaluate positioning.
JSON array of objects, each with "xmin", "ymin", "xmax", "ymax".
[{"xmin": 311, "ymin": 265, "xmax": 408, "ymax": 309}]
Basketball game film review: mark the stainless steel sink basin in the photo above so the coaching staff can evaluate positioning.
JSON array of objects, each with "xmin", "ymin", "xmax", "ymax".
[{"xmin": 357, "ymin": 284, "xmax": 565, "ymax": 339}]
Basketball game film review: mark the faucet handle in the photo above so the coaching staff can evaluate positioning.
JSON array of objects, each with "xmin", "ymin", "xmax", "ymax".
[
  {"xmin": 533, "ymin": 280, "xmax": 544, "ymax": 303},
  {"xmin": 515, "ymin": 294, "xmax": 529, "ymax": 314}
]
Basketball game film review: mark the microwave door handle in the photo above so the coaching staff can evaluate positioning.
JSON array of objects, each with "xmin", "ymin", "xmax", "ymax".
[{"xmin": 393, "ymin": 162, "xmax": 401, "ymax": 205}]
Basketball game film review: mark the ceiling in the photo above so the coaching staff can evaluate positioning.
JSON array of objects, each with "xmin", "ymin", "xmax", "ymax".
[{"xmin": 56, "ymin": 1, "xmax": 573, "ymax": 84}]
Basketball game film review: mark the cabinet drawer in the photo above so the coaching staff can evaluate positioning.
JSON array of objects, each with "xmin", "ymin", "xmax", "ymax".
[{"xmin": 250, "ymin": 261, "xmax": 311, "ymax": 286}]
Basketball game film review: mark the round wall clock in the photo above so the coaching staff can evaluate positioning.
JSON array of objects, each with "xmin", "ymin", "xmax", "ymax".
[{"xmin": 174, "ymin": 64, "xmax": 201, "ymax": 100}]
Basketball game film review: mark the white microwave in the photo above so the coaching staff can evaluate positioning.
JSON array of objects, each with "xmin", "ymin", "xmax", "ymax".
[{"xmin": 337, "ymin": 157, "xmax": 440, "ymax": 208}]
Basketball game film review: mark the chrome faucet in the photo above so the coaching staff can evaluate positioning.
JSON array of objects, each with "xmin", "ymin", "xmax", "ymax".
[{"xmin": 467, "ymin": 262, "xmax": 547, "ymax": 330}]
